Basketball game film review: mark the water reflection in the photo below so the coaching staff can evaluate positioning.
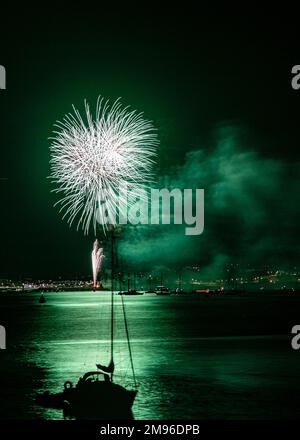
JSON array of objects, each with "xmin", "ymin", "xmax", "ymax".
[{"xmin": 1, "ymin": 292, "xmax": 300, "ymax": 419}]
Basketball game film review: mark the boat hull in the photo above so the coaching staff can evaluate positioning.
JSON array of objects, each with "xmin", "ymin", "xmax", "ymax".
[
  {"xmin": 37, "ymin": 382, "xmax": 137, "ymax": 420},
  {"xmin": 65, "ymin": 382, "xmax": 137, "ymax": 420}
]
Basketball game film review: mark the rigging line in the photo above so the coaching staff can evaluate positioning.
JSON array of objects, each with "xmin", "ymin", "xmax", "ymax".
[
  {"xmin": 120, "ymin": 293, "xmax": 137, "ymax": 389},
  {"xmin": 110, "ymin": 229, "xmax": 114, "ymax": 382}
]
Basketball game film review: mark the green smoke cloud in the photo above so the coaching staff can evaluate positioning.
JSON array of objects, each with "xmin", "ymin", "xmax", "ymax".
[{"xmin": 118, "ymin": 123, "xmax": 299, "ymax": 277}]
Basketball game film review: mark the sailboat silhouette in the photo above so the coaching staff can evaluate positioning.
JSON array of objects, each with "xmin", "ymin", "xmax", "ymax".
[{"xmin": 37, "ymin": 230, "xmax": 138, "ymax": 419}]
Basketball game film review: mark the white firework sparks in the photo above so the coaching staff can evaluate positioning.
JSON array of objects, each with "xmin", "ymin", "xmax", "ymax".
[{"xmin": 49, "ymin": 96, "xmax": 158, "ymax": 234}]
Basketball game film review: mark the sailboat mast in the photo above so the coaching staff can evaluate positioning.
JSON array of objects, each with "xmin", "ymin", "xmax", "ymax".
[
  {"xmin": 120, "ymin": 293, "xmax": 137, "ymax": 389},
  {"xmin": 110, "ymin": 229, "xmax": 115, "ymax": 382},
  {"xmin": 110, "ymin": 227, "xmax": 137, "ymax": 389}
]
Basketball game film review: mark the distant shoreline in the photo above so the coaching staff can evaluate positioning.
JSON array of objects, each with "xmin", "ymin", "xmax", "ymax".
[{"xmin": 0, "ymin": 287, "xmax": 299, "ymax": 296}]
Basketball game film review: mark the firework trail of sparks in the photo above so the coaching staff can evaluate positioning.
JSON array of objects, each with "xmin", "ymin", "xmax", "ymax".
[
  {"xmin": 49, "ymin": 96, "xmax": 158, "ymax": 234},
  {"xmin": 92, "ymin": 239, "xmax": 105, "ymax": 288}
]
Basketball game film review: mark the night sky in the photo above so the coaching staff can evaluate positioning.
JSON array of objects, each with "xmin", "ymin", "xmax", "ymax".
[{"xmin": 0, "ymin": 8, "xmax": 299, "ymax": 278}]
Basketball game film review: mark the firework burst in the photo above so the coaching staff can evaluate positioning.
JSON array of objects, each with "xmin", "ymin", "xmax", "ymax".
[{"xmin": 49, "ymin": 97, "xmax": 158, "ymax": 234}]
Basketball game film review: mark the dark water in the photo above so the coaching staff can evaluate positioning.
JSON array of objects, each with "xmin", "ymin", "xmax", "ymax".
[{"xmin": 1, "ymin": 292, "xmax": 300, "ymax": 419}]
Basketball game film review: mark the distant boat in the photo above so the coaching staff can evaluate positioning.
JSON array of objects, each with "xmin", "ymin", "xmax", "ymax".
[
  {"xmin": 39, "ymin": 293, "xmax": 46, "ymax": 304},
  {"xmin": 118, "ymin": 289, "xmax": 144, "ymax": 296},
  {"xmin": 155, "ymin": 286, "xmax": 170, "ymax": 295},
  {"xmin": 173, "ymin": 288, "xmax": 188, "ymax": 295}
]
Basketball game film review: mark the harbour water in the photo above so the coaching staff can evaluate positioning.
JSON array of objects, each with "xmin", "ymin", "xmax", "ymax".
[{"xmin": 0, "ymin": 292, "xmax": 300, "ymax": 419}]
